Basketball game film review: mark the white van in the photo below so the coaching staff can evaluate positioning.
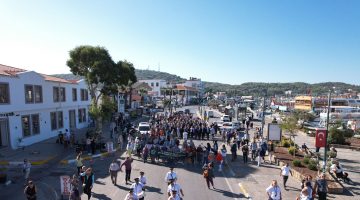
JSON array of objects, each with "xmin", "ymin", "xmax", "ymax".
[{"xmin": 207, "ymin": 110, "xmax": 214, "ymax": 118}]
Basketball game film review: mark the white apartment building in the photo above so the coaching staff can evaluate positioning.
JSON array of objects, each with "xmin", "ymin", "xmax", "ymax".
[
  {"xmin": 0, "ymin": 64, "xmax": 90, "ymax": 149},
  {"xmin": 138, "ymin": 79, "xmax": 167, "ymax": 97},
  {"xmin": 184, "ymin": 77, "xmax": 204, "ymax": 97}
]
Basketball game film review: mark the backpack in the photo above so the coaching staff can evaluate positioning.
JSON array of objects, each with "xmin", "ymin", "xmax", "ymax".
[{"xmin": 203, "ymin": 169, "xmax": 209, "ymax": 178}]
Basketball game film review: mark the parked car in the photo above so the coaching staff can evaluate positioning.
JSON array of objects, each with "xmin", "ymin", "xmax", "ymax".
[
  {"xmin": 221, "ymin": 115, "xmax": 230, "ymax": 122},
  {"xmin": 137, "ymin": 122, "xmax": 151, "ymax": 134}
]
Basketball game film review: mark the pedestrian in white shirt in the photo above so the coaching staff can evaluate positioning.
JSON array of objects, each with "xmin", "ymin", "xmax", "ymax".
[
  {"xmin": 131, "ymin": 178, "xmax": 145, "ymax": 200},
  {"xmin": 168, "ymin": 189, "xmax": 181, "ymax": 200},
  {"xmin": 165, "ymin": 167, "xmax": 178, "ymax": 185},
  {"xmin": 23, "ymin": 159, "xmax": 31, "ymax": 183},
  {"xmin": 109, "ymin": 159, "xmax": 121, "ymax": 185},
  {"xmin": 167, "ymin": 179, "xmax": 184, "ymax": 199},
  {"xmin": 183, "ymin": 131, "xmax": 188, "ymax": 141},
  {"xmin": 124, "ymin": 189, "xmax": 137, "ymax": 200},
  {"xmin": 139, "ymin": 171, "xmax": 147, "ymax": 187},
  {"xmin": 266, "ymin": 180, "xmax": 282, "ymax": 200},
  {"xmin": 280, "ymin": 163, "xmax": 292, "ymax": 189}
]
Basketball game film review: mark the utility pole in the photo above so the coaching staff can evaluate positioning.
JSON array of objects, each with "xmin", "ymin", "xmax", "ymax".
[
  {"xmin": 323, "ymin": 90, "xmax": 331, "ymax": 172},
  {"xmin": 261, "ymin": 89, "xmax": 267, "ymax": 138}
]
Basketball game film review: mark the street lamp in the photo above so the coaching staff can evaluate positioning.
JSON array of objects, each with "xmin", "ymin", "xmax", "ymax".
[{"xmin": 323, "ymin": 89, "xmax": 332, "ymax": 172}]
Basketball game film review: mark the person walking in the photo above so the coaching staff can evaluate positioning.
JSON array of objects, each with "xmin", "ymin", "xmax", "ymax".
[
  {"xmin": 167, "ymin": 179, "xmax": 184, "ymax": 199},
  {"xmin": 123, "ymin": 189, "xmax": 137, "ymax": 200},
  {"xmin": 280, "ymin": 163, "xmax": 292, "ymax": 189},
  {"xmin": 131, "ymin": 177, "xmax": 145, "ymax": 200},
  {"xmin": 266, "ymin": 180, "xmax": 282, "ymax": 200},
  {"xmin": 109, "ymin": 159, "xmax": 121, "ymax": 185},
  {"xmin": 70, "ymin": 174, "xmax": 81, "ymax": 200},
  {"xmin": 220, "ymin": 144, "xmax": 227, "ymax": 166},
  {"xmin": 164, "ymin": 167, "xmax": 178, "ymax": 185},
  {"xmin": 314, "ymin": 173, "xmax": 328, "ymax": 200},
  {"xmin": 299, "ymin": 181, "xmax": 313, "ymax": 200},
  {"xmin": 168, "ymin": 189, "xmax": 181, "ymax": 200},
  {"xmin": 139, "ymin": 171, "xmax": 147, "ymax": 187},
  {"xmin": 80, "ymin": 168, "xmax": 95, "ymax": 200},
  {"xmin": 24, "ymin": 180, "xmax": 37, "ymax": 200},
  {"xmin": 241, "ymin": 144, "xmax": 249, "ymax": 164},
  {"xmin": 268, "ymin": 140, "xmax": 274, "ymax": 164},
  {"xmin": 75, "ymin": 153, "xmax": 83, "ymax": 175},
  {"xmin": 203, "ymin": 162, "xmax": 215, "ymax": 189},
  {"xmin": 230, "ymin": 140, "xmax": 237, "ymax": 161},
  {"xmin": 250, "ymin": 140, "xmax": 257, "ymax": 161},
  {"xmin": 23, "ymin": 159, "xmax": 31, "ymax": 184},
  {"xmin": 121, "ymin": 157, "xmax": 133, "ymax": 185}
]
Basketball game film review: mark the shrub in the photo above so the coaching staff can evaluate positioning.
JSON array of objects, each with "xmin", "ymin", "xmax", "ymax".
[
  {"xmin": 288, "ymin": 147, "xmax": 297, "ymax": 155},
  {"xmin": 343, "ymin": 129, "xmax": 354, "ymax": 138},
  {"xmin": 327, "ymin": 151, "xmax": 337, "ymax": 158},
  {"xmin": 303, "ymin": 157, "xmax": 310, "ymax": 165},
  {"xmin": 328, "ymin": 128, "xmax": 345, "ymax": 144},
  {"xmin": 283, "ymin": 141, "xmax": 290, "ymax": 148},
  {"xmin": 309, "ymin": 159, "xmax": 317, "ymax": 165},
  {"xmin": 304, "ymin": 154, "xmax": 311, "ymax": 159},
  {"xmin": 293, "ymin": 159, "xmax": 302, "ymax": 167},
  {"xmin": 308, "ymin": 163, "xmax": 318, "ymax": 171}
]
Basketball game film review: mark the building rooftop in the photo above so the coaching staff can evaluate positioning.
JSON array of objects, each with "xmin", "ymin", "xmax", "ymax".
[{"xmin": 0, "ymin": 64, "xmax": 75, "ymax": 84}]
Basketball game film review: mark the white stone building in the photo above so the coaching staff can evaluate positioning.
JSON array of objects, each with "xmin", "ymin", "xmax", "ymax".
[
  {"xmin": 0, "ymin": 64, "xmax": 90, "ymax": 149},
  {"xmin": 183, "ymin": 77, "xmax": 204, "ymax": 97},
  {"xmin": 138, "ymin": 79, "xmax": 167, "ymax": 97}
]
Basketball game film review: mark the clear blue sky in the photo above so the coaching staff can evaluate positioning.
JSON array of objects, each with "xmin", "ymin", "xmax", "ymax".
[{"xmin": 0, "ymin": 1, "xmax": 359, "ymax": 85}]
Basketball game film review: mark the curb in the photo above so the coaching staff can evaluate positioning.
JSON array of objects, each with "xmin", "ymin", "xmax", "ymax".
[
  {"xmin": 0, "ymin": 156, "xmax": 55, "ymax": 167},
  {"xmin": 60, "ymin": 149, "xmax": 117, "ymax": 165}
]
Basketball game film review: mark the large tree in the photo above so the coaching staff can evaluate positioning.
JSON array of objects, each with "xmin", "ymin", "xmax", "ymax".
[{"xmin": 66, "ymin": 45, "xmax": 137, "ymax": 130}]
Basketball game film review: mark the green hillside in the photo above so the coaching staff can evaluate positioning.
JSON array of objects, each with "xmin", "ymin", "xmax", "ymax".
[{"xmin": 53, "ymin": 69, "xmax": 360, "ymax": 96}]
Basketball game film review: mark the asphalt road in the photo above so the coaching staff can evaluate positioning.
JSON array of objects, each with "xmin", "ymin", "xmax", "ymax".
[{"xmin": 1, "ymin": 106, "xmax": 356, "ymax": 200}]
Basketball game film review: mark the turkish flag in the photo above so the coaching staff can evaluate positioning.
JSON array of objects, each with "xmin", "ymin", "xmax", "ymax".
[{"xmin": 315, "ymin": 129, "xmax": 327, "ymax": 148}]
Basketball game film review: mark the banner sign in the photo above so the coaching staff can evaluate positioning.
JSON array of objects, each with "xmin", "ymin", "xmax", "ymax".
[
  {"xmin": 60, "ymin": 175, "xmax": 71, "ymax": 196},
  {"xmin": 267, "ymin": 123, "xmax": 282, "ymax": 141},
  {"xmin": 315, "ymin": 128, "xmax": 327, "ymax": 148}
]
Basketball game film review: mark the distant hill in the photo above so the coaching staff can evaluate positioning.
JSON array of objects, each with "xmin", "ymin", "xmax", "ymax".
[{"xmin": 53, "ymin": 69, "xmax": 360, "ymax": 96}]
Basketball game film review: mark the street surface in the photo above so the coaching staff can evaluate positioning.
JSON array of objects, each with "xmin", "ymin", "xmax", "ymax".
[{"xmin": 0, "ymin": 106, "xmax": 358, "ymax": 200}]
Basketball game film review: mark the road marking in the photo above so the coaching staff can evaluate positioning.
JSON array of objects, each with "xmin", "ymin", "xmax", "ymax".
[
  {"xmin": 221, "ymin": 171, "xmax": 239, "ymax": 200},
  {"xmin": 238, "ymin": 183, "xmax": 251, "ymax": 199},
  {"xmin": 39, "ymin": 182, "xmax": 58, "ymax": 200}
]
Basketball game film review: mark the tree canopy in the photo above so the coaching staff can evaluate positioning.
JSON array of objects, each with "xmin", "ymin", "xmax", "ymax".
[{"xmin": 66, "ymin": 45, "xmax": 137, "ymax": 129}]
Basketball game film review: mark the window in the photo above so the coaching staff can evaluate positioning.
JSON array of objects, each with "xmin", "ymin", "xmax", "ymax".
[
  {"xmin": 53, "ymin": 87, "xmax": 59, "ymax": 102},
  {"xmin": 22, "ymin": 115, "xmax": 31, "ymax": 137},
  {"xmin": 50, "ymin": 112, "xmax": 57, "ymax": 130},
  {"xmin": 31, "ymin": 114, "xmax": 40, "ymax": 134},
  {"xmin": 58, "ymin": 111, "xmax": 63, "ymax": 129},
  {"xmin": 156, "ymin": 82, "xmax": 159, "ymax": 87},
  {"xmin": 0, "ymin": 83, "xmax": 10, "ymax": 104},
  {"xmin": 72, "ymin": 88, "xmax": 77, "ymax": 101},
  {"xmin": 22, "ymin": 114, "xmax": 40, "ymax": 137},
  {"xmin": 25, "ymin": 85, "xmax": 42, "ymax": 103},
  {"xmin": 80, "ymin": 89, "xmax": 89, "ymax": 101},
  {"xmin": 53, "ymin": 87, "xmax": 65, "ymax": 102},
  {"xmin": 59, "ymin": 87, "xmax": 66, "ymax": 102},
  {"xmin": 34, "ymin": 86, "xmax": 42, "ymax": 103},
  {"xmin": 50, "ymin": 111, "xmax": 63, "ymax": 130},
  {"xmin": 151, "ymin": 82, "xmax": 154, "ymax": 87},
  {"xmin": 78, "ymin": 108, "xmax": 87, "ymax": 123},
  {"xmin": 25, "ymin": 85, "xmax": 33, "ymax": 103}
]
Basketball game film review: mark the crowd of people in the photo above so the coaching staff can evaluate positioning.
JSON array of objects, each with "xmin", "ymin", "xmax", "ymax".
[{"xmin": 21, "ymin": 107, "xmax": 352, "ymax": 200}]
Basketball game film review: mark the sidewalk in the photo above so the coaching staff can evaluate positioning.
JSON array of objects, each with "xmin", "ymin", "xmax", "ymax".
[{"xmin": 0, "ymin": 116, "xmax": 149, "ymax": 167}]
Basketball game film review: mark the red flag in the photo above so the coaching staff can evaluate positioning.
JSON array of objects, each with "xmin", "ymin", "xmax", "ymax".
[{"xmin": 315, "ymin": 129, "xmax": 327, "ymax": 147}]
